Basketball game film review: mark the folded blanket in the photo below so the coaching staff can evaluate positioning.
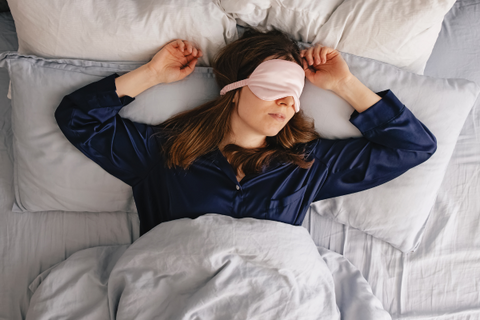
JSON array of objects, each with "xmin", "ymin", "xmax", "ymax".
[{"xmin": 26, "ymin": 214, "xmax": 391, "ymax": 320}]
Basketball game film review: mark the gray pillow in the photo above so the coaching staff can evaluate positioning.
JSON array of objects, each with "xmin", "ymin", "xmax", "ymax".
[
  {"xmin": 0, "ymin": 51, "xmax": 478, "ymax": 252},
  {"xmin": 0, "ymin": 12, "xmax": 18, "ymax": 164}
]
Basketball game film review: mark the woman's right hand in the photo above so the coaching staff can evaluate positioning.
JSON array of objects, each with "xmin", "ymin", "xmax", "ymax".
[{"xmin": 147, "ymin": 39, "xmax": 203, "ymax": 84}]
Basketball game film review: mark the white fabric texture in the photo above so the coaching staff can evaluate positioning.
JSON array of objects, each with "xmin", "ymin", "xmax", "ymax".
[
  {"xmin": 25, "ymin": 214, "xmax": 391, "ymax": 320},
  {"xmin": 3, "ymin": 2, "xmax": 480, "ymax": 320},
  {"xmin": 6, "ymin": 0, "xmax": 456, "ymax": 73},
  {"xmin": 1, "ymin": 50, "xmax": 478, "ymax": 253},
  {"xmin": 220, "ymin": 0, "xmax": 344, "ymax": 41},
  {"xmin": 221, "ymin": 0, "xmax": 456, "ymax": 74},
  {"xmin": 6, "ymin": 0, "xmax": 238, "ymax": 67}
]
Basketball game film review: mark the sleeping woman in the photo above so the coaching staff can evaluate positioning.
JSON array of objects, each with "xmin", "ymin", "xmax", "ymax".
[{"xmin": 55, "ymin": 28, "xmax": 437, "ymax": 236}]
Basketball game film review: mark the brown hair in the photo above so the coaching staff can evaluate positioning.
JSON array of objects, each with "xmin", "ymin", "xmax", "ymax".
[{"xmin": 153, "ymin": 27, "xmax": 320, "ymax": 176}]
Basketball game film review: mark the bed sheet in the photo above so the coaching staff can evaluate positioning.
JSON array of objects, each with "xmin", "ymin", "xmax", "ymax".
[{"xmin": 1, "ymin": 1, "xmax": 480, "ymax": 319}]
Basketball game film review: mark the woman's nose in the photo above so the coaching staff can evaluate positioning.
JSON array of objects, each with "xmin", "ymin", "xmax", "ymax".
[{"xmin": 277, "ymin": 96, "xmax": 295, "ymax": 108}]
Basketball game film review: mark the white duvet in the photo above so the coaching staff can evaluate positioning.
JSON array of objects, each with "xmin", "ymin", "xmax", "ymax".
[{"xmin": 25, "ymin": 214, "xmax": 391, "ymax": 320}]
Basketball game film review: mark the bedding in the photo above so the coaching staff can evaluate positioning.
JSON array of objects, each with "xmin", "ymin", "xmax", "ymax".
[
  {"xmin": 221, "ymin": 0, "xmax": 456, "ymax": 74},
  {"xmin": 0, "ymin": 12, "xmax": 16, "ymax": 52},
  {"xmin": 312, "ymin": 0, "xmax": 480, "ymax": 317},
  {"xmin": 6, "ymin": 0, "xmax": 237, "ymax": 66},
  {"xmin": 6, "ymin": 0, "xmax": 455, "ymax": 73},
  {"xmin": 2, "ymin": 1, "xmax": 480, "ymax": 319},
  {"xmin": 0, "ymin": 12, "xmax": 16, "ymax": 161},
  {"xmin": 25, "ymin": 214, "xmax": 391, "ymax": 320},
  {"xmin": 1, "ymin": 49, "xmax": 478, "ymax": 252}
]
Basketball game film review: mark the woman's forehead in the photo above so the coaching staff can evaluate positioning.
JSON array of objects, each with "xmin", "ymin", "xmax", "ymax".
[{"xmin": 263, "ymin": 54, "xmax": 294, "ymax": 62}]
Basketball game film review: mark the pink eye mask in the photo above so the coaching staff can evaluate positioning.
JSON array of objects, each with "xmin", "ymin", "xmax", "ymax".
[{"xmin": 219, "ymin": 59, "xmax": 306, "ymax": 113}]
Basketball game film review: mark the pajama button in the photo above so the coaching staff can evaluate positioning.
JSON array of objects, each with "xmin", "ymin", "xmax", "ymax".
[{"xmin": 236, "ymin": 185, "xmax": 240, "ymax": 190}]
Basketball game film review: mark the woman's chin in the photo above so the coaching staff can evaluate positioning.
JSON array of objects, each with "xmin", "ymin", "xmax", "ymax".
[{"xmin": 265, "ymin": 128, "xmax": 284, "ymax": 137}]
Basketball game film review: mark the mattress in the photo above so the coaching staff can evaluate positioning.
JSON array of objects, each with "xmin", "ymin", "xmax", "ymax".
[{"xmin": 1, "ymin": 0, "xmax": 480, "ymax": 319}]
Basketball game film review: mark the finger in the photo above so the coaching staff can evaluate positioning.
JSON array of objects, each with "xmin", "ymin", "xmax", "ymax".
[
  {"xmin": 183, "ymin": 57, "xmax": 198, "ymax": 72},
  {"xmin": 184, "ymin": 41, "xmax": 193, "ymax": 54},
  {"xmin": 162, "ymin": 39, "xmax": 178, "ymax": 51},
  {"xmin": 321, "ymin": 47, "xmax": 329, "ymax": 64},
  {"xmin": 302, "ymin": 58, "xmax": 308, "ymax": 70},
  {"xmin": 300, "ymin": 49, "xmax": 306, "ymax": 58},
  {"xmin": 176, "ymin": 39, "xmax": 185, "ymax": 52},
  {"xmin": 313, "ymin": 45, "xmax": 322, "ymax": 65},
  {"xmin": 317, "ymin": 46, "xmax": 323, "ymax": 64},
  {"xmin": 305, "ymin": 46, "xmax": 314, "ymax": 66},
  {"xmin": 302, "ymin": 59, "xmax": 314, "ymax": 78}
]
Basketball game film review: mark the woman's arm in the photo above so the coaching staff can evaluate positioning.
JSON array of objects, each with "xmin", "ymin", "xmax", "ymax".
[
  {"xmin": 55, "ymin": 74, "xmax": 160, "ymax": 187},
  {"xmin": 311, "ymin": 90, "xmax": 437, "ymax": 201},
  {"xmin": 115, "ymin": 64, "xmax": 161, "ymax": 98},
  {"xmin": 300, "ymin": 44, "xmax": 437, "ymax": 201},
  {"xmin": 331, "ymin": 75, "xmax": 381, "ymax": 113},
  {"xmin": 55, "ymin": 39, "xmax": 203, "ymax": 186},
  {"xmin": 116, "ymin": 39, "xmax": 203, "ymax": 98},
  {"xmin": 301, "ymin": 44, "xmax": 381, "ymax": 113}
]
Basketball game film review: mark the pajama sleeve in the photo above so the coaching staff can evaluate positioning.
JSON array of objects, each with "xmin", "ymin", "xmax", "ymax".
[
  {"xmin": 54, "ymin": 73, "xmax": 160, "ymax": 187},
  {"xmin": 312, "ymin": 89, "xmax": 437, "ymax": 201}
]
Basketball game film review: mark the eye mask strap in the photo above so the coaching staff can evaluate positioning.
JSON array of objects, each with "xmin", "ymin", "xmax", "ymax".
[{"xmin": 220, "ymin": 79, "xmax": 250, "ymax": 96}]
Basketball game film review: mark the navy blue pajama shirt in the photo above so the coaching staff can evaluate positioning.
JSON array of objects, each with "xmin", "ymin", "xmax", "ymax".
[{"xmin": 55, "ymin": 73, "xmax": 437, "ymax": 236}]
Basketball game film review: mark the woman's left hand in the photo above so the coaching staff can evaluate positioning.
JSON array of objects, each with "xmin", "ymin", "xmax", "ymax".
[{"xmin": 300, "ymin": 44, "xmax": 352, "ymax": 92}]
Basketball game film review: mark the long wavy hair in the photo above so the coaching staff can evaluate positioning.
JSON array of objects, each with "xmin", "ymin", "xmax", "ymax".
[{"xmin": 153, "ymin": 27, "xmax": 321, "ymax": 176}]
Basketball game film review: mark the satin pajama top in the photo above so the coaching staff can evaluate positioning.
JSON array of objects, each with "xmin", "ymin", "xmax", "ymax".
[{"xmin": 55, "ymin": 73, "xmax": 437, "ymax": 236}]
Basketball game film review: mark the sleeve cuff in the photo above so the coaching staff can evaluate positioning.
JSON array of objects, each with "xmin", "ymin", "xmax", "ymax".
[
  {"xmin": 74, "ymin": 73, "xmax": 136, "ymax": 107},
  {"xmin": 349, "ymin": 90, "xmax": 405, "ymax": 133},
  {"xmin": 113, "ymin": 73, "xmax": 136, "ymax": 106}
]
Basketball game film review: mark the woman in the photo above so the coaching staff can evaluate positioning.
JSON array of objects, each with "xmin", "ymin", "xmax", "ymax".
[{"xmin": 55, "ymin": 28, "xmax": 437, "ymax": 236}]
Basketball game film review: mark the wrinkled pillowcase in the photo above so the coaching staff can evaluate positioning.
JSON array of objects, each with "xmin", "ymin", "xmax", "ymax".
[
  {"xmin": 6, "ymin": 0, "xmax": 456, "ymax": 73},
  {"xmin": 221, "ymin": 0, "xmax": 456, "ymax": 74},
  {"xmin": 0, "ymin": 51, "xmax": 478, "ymax": 252},
  {"xmin": 6, "ymin": 0, "xmax": 237, "ymax": 67}
]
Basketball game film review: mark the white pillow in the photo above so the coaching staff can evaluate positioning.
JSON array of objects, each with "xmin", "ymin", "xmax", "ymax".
[
  {"xmin": 220, "ymin": 0, "xmax": 456, "ymax": 74},
  {"xmin": 7, "ymin": 0, "xmax": 238, "ymax": 67},
  {"xmin": 1, "ymin": 51, "xmax": 478, "ymax": 253},
  {"xmin": 220, "ymin": 0, "xmax": 344, "ymax": 41}
]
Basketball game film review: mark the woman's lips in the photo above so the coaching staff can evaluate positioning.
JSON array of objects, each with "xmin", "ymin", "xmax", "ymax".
[{"xmin": 268, "ymin": 113, "xmax": 286, "ymax": 122}]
